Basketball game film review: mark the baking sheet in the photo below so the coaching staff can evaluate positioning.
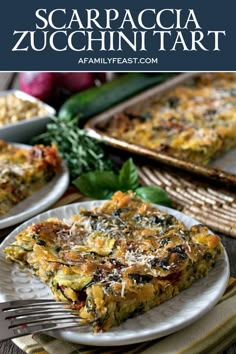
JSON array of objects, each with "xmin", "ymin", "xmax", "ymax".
[
  {"xmin": 210, "ymin": 148, "xmax": 236, "ymax": 175},
  {"xmin": 85, "ymin": 73, "xmax": 236, "ymax": 186}
]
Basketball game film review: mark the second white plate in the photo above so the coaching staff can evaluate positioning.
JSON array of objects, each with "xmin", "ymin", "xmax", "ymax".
[{"xmin": 0, "ymin": 143, "xmax": 69, "ymax": 229}]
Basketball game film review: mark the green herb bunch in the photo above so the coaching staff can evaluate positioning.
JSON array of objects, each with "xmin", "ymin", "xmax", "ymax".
[
  {"xmin": 74, "ymin": 158, "xmax": 171, "ymax": 207},
  {"xmin": 34, "ymin": 118, "xmax": 171, "ymax": 206},
  {"xmin": 33, "ymin": 117, "xmax": 113, "ymax": 179}
]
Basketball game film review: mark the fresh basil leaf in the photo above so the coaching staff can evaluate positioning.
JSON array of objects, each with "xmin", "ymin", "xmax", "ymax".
[
  {"xmin": 118, "ymin": 158, "xmax": 139, "ymax": 191},
  {"xmin": 73, "ymin": 171, "xmax": 118, "ymax": 199},
  {"xmin": 135, "ymin": 186, "xmax": 171, "ymax": 207}
]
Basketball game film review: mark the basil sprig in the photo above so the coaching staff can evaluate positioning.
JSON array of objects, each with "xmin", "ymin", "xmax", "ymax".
[{"xmin": 73, "ymin": 159, "xmax": 171, "ymax": 206}]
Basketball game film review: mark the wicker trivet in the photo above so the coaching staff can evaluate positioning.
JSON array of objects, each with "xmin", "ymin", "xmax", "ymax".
[{"xmin": 137, "ymin": 165, "xmax": 236, "ymax": 238}]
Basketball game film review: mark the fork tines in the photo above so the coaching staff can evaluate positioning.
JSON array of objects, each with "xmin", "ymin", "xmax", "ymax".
[{"xmin": 1, "ymin": 299, "xmax": 87, "ymax": 340}]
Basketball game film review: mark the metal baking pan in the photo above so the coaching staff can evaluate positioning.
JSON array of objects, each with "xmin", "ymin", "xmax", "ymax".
[
  {"xmin": 0, "ymin": 90, "xmax": 56, "ymax": 143},
  {"xmin": 85, "ymin": 73, "xmax": 236, "ymax": 186}
]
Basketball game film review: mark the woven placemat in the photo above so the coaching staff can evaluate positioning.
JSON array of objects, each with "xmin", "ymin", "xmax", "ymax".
[{"xmin": 137, "ymin": 165, "xmax": 236, "ymax": 238}]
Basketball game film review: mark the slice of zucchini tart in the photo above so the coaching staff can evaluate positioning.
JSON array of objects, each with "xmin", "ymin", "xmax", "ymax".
[
  {"xmin": 4, "ymin": 191, "xmax": 223, "ymax": 332},
  {"xmin": 0, "ymin": 140, "xmax": 61, "ymax": 215}
]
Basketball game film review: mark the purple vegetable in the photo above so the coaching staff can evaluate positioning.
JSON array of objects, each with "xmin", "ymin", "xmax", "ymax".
[
  {"xmin": 55, "ymin": 72, "xmax": 95, "ymax": 93},
  {"xmin": 19, "ymin": 72, "xmax": 55, "ymax": 102}
]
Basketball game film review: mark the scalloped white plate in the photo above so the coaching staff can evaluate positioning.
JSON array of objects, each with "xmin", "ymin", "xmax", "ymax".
[
  {"xmin": 0, "ymin": 143, "xmax": 69, "ymax": 229},
  {"xmin": 0, "ymin": 202, "xmax": 229, "ymax": 346}
]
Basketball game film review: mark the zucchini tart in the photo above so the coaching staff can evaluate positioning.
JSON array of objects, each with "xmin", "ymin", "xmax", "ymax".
[
  {"xmin": 0, "ymin": 140, "xmax": 61, "ymax": 216},
  {"xmin": 4, "ymin": 191, "xmax": 223, "ymax": 332},
  {"xmin": 105, "ymin": 73, "xmax": 236, "ymax": 165}
]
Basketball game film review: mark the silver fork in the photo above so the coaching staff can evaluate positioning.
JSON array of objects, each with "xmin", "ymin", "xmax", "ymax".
[{"xmin": 0, "ymin": 299, "xmax": 87, "ymax": 340}]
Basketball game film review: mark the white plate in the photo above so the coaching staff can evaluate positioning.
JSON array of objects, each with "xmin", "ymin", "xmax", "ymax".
[
  {"xmin": 0, "ymin": 143, "xmax": 69, "ymax": 229},
  {"xmin": 0, "ymin": 90, "xmax": 56, "ymax": 143},
  {"xmin": 0, "ymin": 202, "xmax": 229, "ymax": 346}
]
